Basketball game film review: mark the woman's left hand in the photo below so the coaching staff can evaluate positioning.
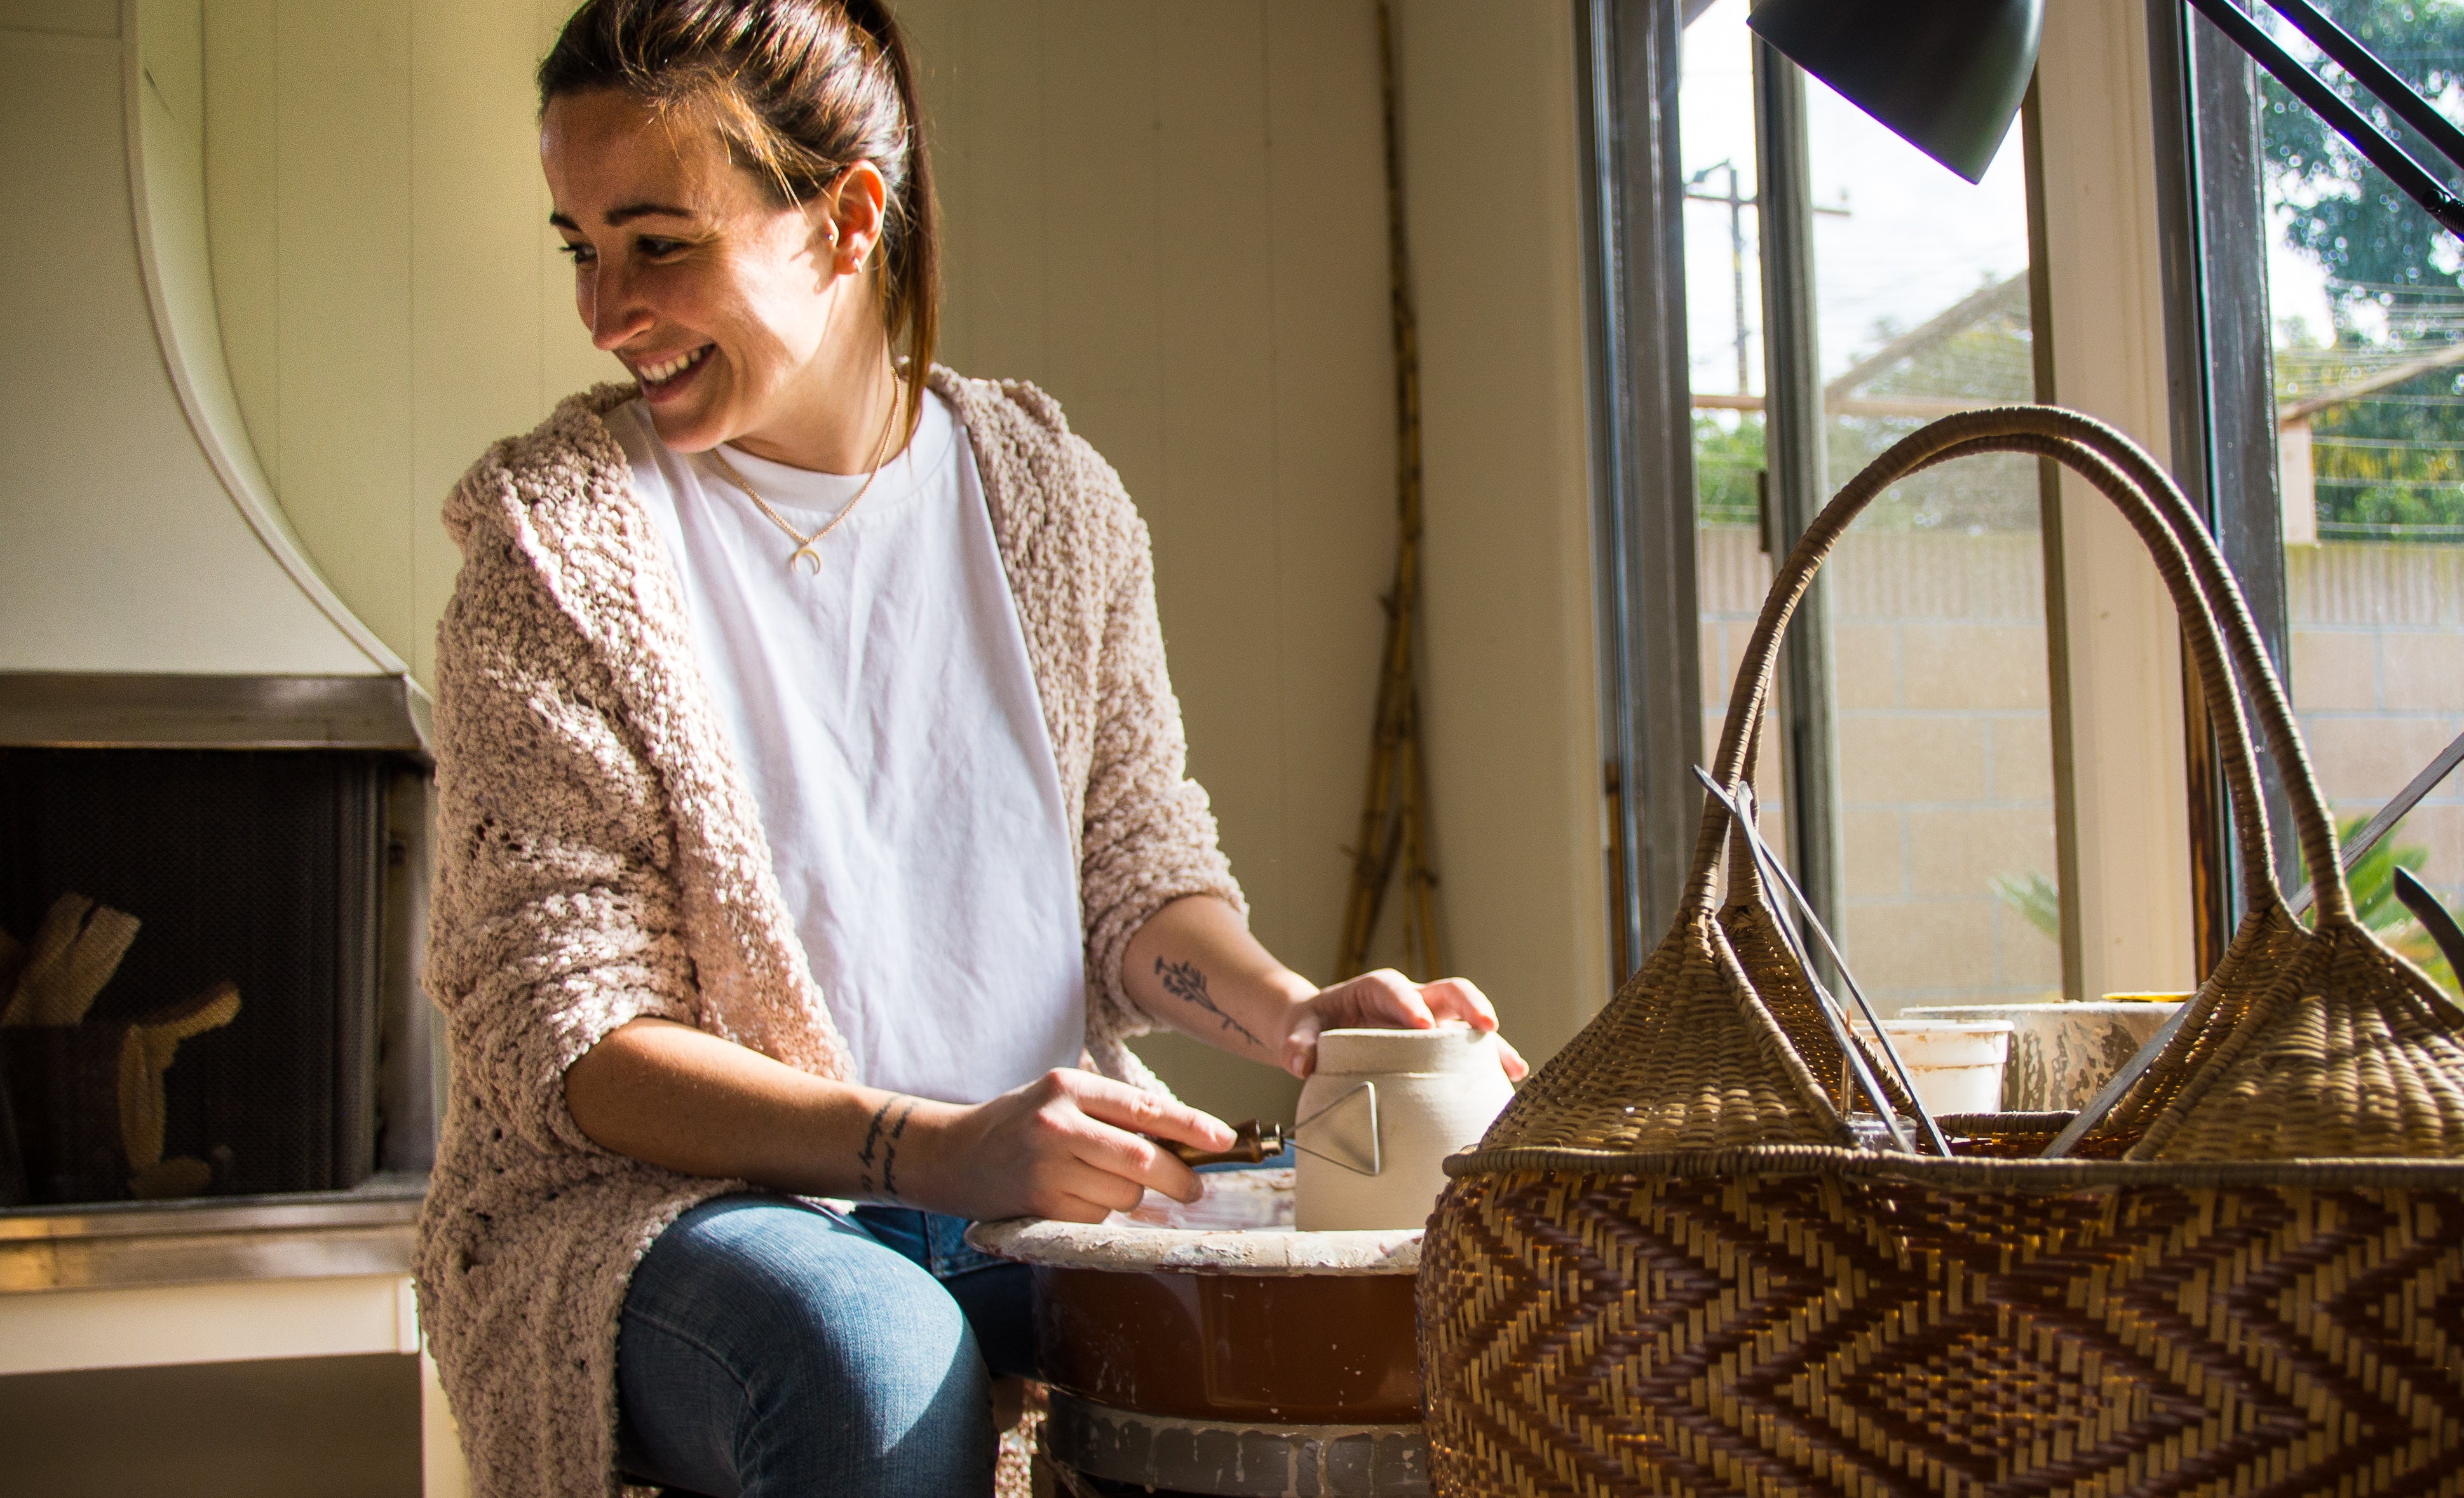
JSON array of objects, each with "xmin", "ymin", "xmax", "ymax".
[{"xmin": 1276, "ymin": 969, "xmax": 1529, "ymax": 1083}]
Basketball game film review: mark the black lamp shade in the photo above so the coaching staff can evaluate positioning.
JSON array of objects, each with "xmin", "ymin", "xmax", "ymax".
[{"xmin": 1747, "ymin": 0, "xmax": 2043, "ymax": 184}]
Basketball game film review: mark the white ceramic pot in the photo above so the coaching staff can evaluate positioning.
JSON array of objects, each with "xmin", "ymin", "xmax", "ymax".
[
  {"xmin": 1862, "ymin": 1020, "xmax": 2012, "ymax": 1116},
  {"xmin": 1292, "ymin": 1023, "xmax": 1516, "ymax": 1232}
]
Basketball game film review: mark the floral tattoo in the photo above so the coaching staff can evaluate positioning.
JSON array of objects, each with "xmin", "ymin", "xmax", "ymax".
[{"xmin": 1155, "ymin": 956, "xmax": 1261, "ymax": 1049}]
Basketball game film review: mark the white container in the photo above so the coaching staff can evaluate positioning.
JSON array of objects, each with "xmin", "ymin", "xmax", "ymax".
[
  {"xmin": 1900, "ymin": 1000, "xmax": 2184, "ymax": 1110},
  {"xmin": 1865, "ymin": 1020, "xmax": 2012, "ymax": 1116},
  {"xmin": 1293, "ymin": 1023, "xmax": 1516, "ymax": 1232}
]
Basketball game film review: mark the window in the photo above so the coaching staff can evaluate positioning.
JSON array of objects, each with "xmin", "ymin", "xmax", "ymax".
[
  {"xmin": 2261, "ymin": 1, "xmax": 2464, "ymax": 993},
  {"xmin": 1676, "ymin": 1, "xmax": 2064, "ymax": 1012}
]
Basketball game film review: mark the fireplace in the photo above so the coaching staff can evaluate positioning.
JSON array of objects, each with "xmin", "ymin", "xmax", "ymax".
[
  {"xmin": 0, "ymin": 675, "xmax": 435, "ymax": 1210},
  {"xmin": 0, "ymin": 5, "xmax": 442, "ymax": 1220}
]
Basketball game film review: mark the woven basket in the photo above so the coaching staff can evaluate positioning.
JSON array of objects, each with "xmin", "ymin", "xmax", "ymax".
[{"xmin": 1420, "ymin": 407, "xmax": 2464, "ymax": 1496}]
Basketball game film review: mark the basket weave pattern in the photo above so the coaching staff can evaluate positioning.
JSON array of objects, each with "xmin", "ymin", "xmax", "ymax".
[
  {"xmin": 1720, "ymin": 902, "xmax": 1919, "ymax": 1119},
  {"xmin": 1477, "ymin": 907, "xmax": 1845, "ymax": 1155},
  {"xmin": 1423, "ymin": 1160, "xmax": 2464, "ymax": 1496},
  {"xmin": 1423, "ymin": 408, "xmax": 2464, "ymax": 1497}
]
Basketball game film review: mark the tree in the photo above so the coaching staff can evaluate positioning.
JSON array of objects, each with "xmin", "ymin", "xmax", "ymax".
[
  {"xmin": 2262, "ymin": 1, "xmax": 2464, "ymax": 530},
  {"xmin": 2261, "ymin": 0, "xmax": 2464, "ymax": 332}
]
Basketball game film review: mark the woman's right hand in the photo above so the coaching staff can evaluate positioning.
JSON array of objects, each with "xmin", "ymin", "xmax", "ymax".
[
  {"xmin": 911, "ymin": 1069, "xmax": 1235, "ymax": 1224},
  {"xmin": 565, "ymin": 1022, "xmax": 1232, "ymax": 1221}
]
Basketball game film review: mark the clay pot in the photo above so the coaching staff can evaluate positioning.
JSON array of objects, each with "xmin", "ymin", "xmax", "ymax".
[
  {"xmin": 1034, "ymin": 1265, "xmax": 1420, "ymax": 1423},
  {"xmin": 1294, "ymin": 1023, "xmax": 1515, "ymax": 1232}
]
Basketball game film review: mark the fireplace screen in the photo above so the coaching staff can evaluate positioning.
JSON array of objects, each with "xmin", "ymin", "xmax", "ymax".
[{"xmin": 0, "ymin": 747, "xmax": 394, "ymax": 1206}]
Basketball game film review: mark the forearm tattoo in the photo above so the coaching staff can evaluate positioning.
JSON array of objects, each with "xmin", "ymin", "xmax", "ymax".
[
  {"xmin": 857, "ymin": 1098, "xmax": 916, "ymax": 1199},
  {"xmin": 1155, "ymin": 956, "xmax": 1262, "ymax": 1049}
]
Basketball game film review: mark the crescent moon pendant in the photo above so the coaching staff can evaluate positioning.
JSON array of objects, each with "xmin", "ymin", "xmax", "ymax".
[{"xmin": 790, "ymin": 543, "xmax": 827, "ymax": 574}]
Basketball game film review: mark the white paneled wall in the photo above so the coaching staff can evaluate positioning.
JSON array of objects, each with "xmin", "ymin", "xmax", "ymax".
[
  {"xmin": 203, "ymin": 0, "xmax": 612, "ymax": 687},
  {"xmin": 193, "ymin": 0, "xmax": 1607, "ymax": 1115}
]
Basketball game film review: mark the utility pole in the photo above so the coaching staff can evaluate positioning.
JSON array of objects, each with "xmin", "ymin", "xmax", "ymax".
[
  {"xmin": 1683, "ymin": 160, "xmax": 1850, "ymax": 395},
  {"xmin": 1685, "ymin": 161, "xmax": 1754, "ymax": 392}
]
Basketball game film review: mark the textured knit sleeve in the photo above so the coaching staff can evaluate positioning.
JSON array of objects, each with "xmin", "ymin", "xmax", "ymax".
[
  {"xmin": 1078, "ymin": 493, "xmax": 1248, "ymax": 1036},
  {"xmin": 426, "ymin": 510, "xmax": 700, "ymax": 1157}
]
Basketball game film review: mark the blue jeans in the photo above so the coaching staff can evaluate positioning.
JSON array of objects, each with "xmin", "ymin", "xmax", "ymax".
[{"xmin": 614, "ymin": 1194, "xmax": 1032, "ymax": 1497}]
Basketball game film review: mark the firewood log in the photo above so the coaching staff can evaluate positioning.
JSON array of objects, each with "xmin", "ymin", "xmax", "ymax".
[
  {"xmin": 116, "ymin": 980, "xmax": 240, "ymax": 1179},
  {"xmin": 1, "ymin": 894, "xmax": 139, "ymax": 1029}
]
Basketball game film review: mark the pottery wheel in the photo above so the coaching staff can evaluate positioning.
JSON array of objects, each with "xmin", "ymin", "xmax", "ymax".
[
  {"xmin": 965, "ymin": 1167, "xmax": 1421, "ymax": 1276},
  {"xmin": 1043, "ymin": 1389, "xmax": 1427, "ymax": 1497},
  {"xmin": 970, "ymin": 1168, "xmax": 1429, "ymax": 1496}
]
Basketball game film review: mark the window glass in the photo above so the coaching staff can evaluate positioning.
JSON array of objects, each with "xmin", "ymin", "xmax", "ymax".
[
  {"xmin": 1679, "ymin": 0, "xmax": 1786, "ymax": 893},
  {"xmin": 1681, "ymin": 0, "xmax": 2063, "ymax": 1013},
  {"xmin": 1801, "ymin": 34, "xmax": 2054, "ymax": 1015},
  {"xmin": 2264, "ymin": 2, "xmax": 2464, "ymax": 993}
]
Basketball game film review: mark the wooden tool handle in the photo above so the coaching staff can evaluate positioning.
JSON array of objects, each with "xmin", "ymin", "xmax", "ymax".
[{"xmin": 1165, "ymin": 1119, "xmax": 1287, "ymax": 1168}]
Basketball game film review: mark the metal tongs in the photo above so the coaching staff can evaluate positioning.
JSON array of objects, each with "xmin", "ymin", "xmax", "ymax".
[{"xmin": 1694, "ymin": 766, "xmax": 1951, "ymax": 1156}]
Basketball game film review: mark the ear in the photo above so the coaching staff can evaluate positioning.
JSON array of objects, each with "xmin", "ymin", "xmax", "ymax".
[{"xmin": 810, "ymin": 161, "xmax": 890, "ymax": 278}]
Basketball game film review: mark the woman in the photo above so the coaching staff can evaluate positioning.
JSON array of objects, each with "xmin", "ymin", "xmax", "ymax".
[{"xmin": 412, "ymin": 3, "xmax": 1523, "ymax": 1495}]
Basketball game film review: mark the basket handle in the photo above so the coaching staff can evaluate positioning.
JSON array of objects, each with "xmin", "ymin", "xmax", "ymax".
[
  {"xmin": 1688, "ymin": 407, "xmax": 2350, "ymax": 930},
  {"xmin": 1721, "ymin": 431, "xmax": 2284, "ymax": 929}
]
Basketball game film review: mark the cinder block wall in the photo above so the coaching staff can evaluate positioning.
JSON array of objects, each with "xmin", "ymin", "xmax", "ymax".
[
  {"xmin": 1700, "ymin": 529, "xmax": 2464, "ymax": 1015},
  {"xmin": 2290, "ymin": 543, "xmax": 2464, "ymax": 902},
  {"xmin": 1698, "ymin": 526, "xmax": 2061, "ymax": 1014}
]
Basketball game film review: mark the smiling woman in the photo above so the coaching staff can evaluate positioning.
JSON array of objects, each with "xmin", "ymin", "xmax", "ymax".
[
  {"xmin": 538, "ymin": 0, "xmax": 936, "ymax": 473},
  {"xmin": 407, "ymin": 4, "xmax": 1521, "ymax": 1497}
]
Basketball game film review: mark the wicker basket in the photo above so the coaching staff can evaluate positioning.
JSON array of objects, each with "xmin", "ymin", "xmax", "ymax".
[{"xmin": 1420, "ymin": 407, "xmax": 2464, "ymax": 1496}]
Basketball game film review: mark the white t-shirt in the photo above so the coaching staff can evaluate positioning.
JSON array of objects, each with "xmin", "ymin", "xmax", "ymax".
[{"xmin": 610, "ymin": 393, "xmax": 1087, "ymax": 1105}]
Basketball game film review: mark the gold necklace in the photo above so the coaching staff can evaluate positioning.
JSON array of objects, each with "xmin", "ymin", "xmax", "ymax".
[{"xmin": 706, "ymin": 393, "xmax": 902, "ymax": 574}]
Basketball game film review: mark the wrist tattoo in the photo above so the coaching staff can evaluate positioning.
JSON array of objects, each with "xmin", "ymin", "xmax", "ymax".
[
  {"xmin": 1155, "ymin": 956, "xmax": 1262, "ymax": 1049},
  {"xmin": 856, "ymin": 1098, "xmax": 916, "ymax": 1199},
  {"xmin": 881, "ymin": 1102, "xmax": 914, "ymax": 1198}
]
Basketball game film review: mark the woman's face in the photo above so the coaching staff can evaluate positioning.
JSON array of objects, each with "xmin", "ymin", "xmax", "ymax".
[{"xmin": 540, "ymin": 90, "xmax": 879, "ymax": 460}]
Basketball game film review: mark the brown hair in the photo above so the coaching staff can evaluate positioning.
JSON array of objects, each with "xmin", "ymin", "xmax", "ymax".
[{"xmin": 539, "ymin": 0, "xmax": 938, "ymax": 440}]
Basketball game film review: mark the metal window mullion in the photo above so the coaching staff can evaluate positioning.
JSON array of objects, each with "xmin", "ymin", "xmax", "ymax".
[
  {"xmin": 2148, "ymin": 0, "xmax": 2298, "ymax": 944},
  {"xmin": 1751, "ymin": 41, "xmax": 1845, "ymax": 957},
  {"xmin": 1576, "ymin": 0, "xmax": 1704, "ymax": 983},
  {"xmin": 2022, "ymin": 83, "xmax": 2090, "ymax": 1003}
]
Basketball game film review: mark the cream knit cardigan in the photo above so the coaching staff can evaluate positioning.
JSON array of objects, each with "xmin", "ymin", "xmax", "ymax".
[{"xmin": 412, "ymin": 367, "xmax": 1242, "ymax": 1498}]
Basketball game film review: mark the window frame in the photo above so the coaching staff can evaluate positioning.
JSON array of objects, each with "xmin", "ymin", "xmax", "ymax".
[
  {"xmin": 1575, "ymin": 0, "xmax": 1705, "ymax": 980},
  {"xmin": 1579, "ymin": 0, "xmax": 2104, "ymax": 997},
  {"xmin": 2147, "ymin": 0, "xmax": 2300, "ymax": 951}
]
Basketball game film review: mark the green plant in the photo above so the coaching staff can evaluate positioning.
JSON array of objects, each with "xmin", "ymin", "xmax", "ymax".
[
  {"xmin": 2261, "ymin": 0, "xmax": 2464, "ymax": 531},
  {"xmin": 2337, "ymin": 813, "xmax": 2460, "ymax": 993},
  {"xmin": 1991, "ymin": 838, "xmax": 2457, "ymax": 995},
  {"xmin": 1692, "ymin": 412, "xmax": 1764, "ymax": 528},
  {"xmin": 2261, "ymin": 0, "xmax": 2464, "ymax": 327},
  {"xmin": 1990, "ymin": 870, "xmax": 2061, "ymax": 941},
  {"xmin": 2341, "ymin": 812, "xmax": 2428, "ymax": 930}
]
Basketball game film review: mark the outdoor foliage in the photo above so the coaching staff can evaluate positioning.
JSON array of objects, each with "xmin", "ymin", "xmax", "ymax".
[
  {"xmin": 2264, "ymin": 0, "xmax": 2464, "ymax": 531},
  {"xmin": 1694, "ymin": 412, "xmax": 1765, "ymax": 529},
  {"xmin": 2281, "ymin": 339, "xmax": 2464, "ymax": 530},
  {"xmin": 1692, "ymin": 284, "xmax": 2042, "ymax": 533},
  {"xmin": 2261, "ymin": 1, "xmax": 2464, "ymax": 320},
  {"xmin": 1992, "ymin": 819, "xmax": 2460, "ymax": 996},
  {"xmin": 2340, "ymin": 813, "xmax": 2461, "ymax": 990},
  {"xmin": 1990, "ymin": 869, "xmax": 2062, "ymax": 942}
]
